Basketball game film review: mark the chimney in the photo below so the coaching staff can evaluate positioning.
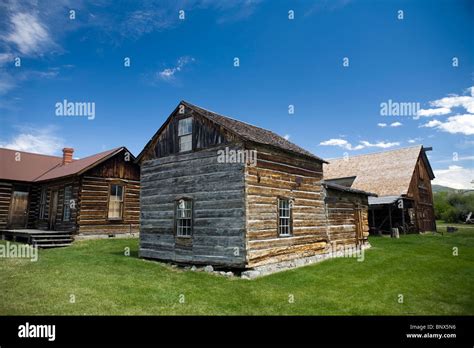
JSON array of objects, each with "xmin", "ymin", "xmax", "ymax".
[{"xmin": 62, "ymin": 148, "xmax": 74, "ymax": 165}]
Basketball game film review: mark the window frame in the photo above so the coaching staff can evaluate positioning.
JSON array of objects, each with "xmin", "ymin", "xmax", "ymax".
[
  {"xmin": 277, "ymin": 197, "xmax": 293, "ymax": 237},
  {"xmin": 177, "ymin": 117, "xmax": 193, "ymax": 153},
  {"xmin": 175, "ymin": 197, "xmax": 193, "ymax": 238},
  {"xmin": 108, "ymin": 183, "xmax": 125, "ymax": 221},
  {"xmin": 62, "ymin": 185, "xmax": 73, "ymax": 222}
]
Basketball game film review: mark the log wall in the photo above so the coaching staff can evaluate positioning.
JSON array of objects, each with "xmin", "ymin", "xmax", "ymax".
[
  {"xmin": 0, "ymin": 181, "xmax": 12, "ymax": 229},
  {"xmin": 139, "ymin": 145, "xmax": 247, "ymax": 267},
  {"xmin": 245, "ymin": 145, "xmax": 329, "ymax": 268},
  {"xmin": 324, "ymin": 187, "xmax": 370, "ymax": 246},
  {"xmin": 77, "ymin": 152, "xmax": 140, "ymax": 235}
]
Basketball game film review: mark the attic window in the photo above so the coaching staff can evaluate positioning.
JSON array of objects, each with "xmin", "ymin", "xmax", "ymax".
[{"xmin": 178, "ymin": 117, "xmax": 193, "ymax": 152}]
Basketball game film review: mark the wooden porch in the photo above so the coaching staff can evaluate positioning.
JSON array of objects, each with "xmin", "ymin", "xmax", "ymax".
[{"xmin": 1, "ymin": 229, "xmax": 74, "ymax": 248}]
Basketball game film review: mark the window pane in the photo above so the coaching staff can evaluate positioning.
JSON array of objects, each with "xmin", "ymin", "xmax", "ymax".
[
  {"xmin": 108, "ymin": 185, "xmax": 123, "ymax": 219},
  {"xmin": 178, "ymin": 118, "xmax": 192, "ymax": 136},
  {"xmin": 278, "ymin": 199, "xmax": 291, "ymax": 236},
  {"xmin": 179, "ymin": 134, "xmax": 192, "ymax": 152}
]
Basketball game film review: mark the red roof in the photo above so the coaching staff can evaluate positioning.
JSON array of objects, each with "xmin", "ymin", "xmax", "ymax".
[{"xmin": 0, "ymin": 147, "xmax": 125, "ymax": 182}]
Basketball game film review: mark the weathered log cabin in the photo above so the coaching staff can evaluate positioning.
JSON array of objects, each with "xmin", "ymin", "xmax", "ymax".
[
  {"xmin": 324, "ymin": 145, "xmax": 436, "ymax": 234},
  {"xmin": 137, "ymin": 101, "xmax": 375, "ymax": 270},
  {"xmin": 0, "ymin": 146, "xmax": 140, "ymax": 246}
]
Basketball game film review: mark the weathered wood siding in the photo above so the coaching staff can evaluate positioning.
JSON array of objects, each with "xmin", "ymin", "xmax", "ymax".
[
  {"xmin": 324, "ymin": 187, "xmax": 370, "ymax": 246},
  {"xmin": 77, "ymin": 152, "xmax": 140, "ymax": 235},
  {"xmin": 0, "ymin": 181, "xmax": 12, "ymax": 229},
  {"xmin": 245, "ymin": 145, "xmax": 328, "ymax": 268},
  {"xmin": 139, "ymin": 145, "xmax": 247, "ymax": 267},
  {"xmin": 407, "ymin": 154, "xmax": 436, "ymax": 232},
  {"xmin": 140, "ymin": 107, "xmax": 239, "ymax": 162}
]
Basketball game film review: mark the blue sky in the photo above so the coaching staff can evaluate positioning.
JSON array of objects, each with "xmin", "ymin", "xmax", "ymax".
[{"xmin": 0, "ymin": 0, "xmax": 473, "ymax": 188}]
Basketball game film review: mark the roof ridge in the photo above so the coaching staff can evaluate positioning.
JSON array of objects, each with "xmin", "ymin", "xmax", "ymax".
[
  {"xmin": 325, "ymin": 144, "xmax": 423, "ymax": 161},
  {"xmin": 182, "ymin": 100, "xmax": 281, "ymax": 135},
  {"xmin": 0, "ymin": 147, "xmax": 63, "ymax": 159},
  {"xmin": 181, "ymin": 100, "xmax": 326, "ymax": 162}
]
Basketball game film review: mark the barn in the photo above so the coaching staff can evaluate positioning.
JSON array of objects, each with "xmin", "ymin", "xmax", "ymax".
[
  {"xmin": 137, "ymin": 101, "xmax": 375, "ymax": 271},
  {"xmin": 324, "ymin": 146, "xmax": 436, "ymax": 234},
  {"xmin": 0, "ymin": 147, "xmax": 140, "ymax": 246}
]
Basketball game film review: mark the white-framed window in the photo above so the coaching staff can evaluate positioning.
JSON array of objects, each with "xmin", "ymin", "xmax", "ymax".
[
  {"xmin": 39, "ymin": 187, "xmax": 47, "ymax": 219},
  {"xmin": 108, "ymin": 184, "xmax": 124, "ymax": 220},
  {"xmin": 178, "ymin": 117, "xmax": 192, "ymax": 152},
  {"xmin": 278, "ymin": 198, "xmax": 292, "ymax": 236},
  {"xmin": 63, "ymin": 186, "xmax": 73, "ymax": 221},
  {"xmin": 176, "ymin": 198, "xmax": 192, "ymax": 237}
]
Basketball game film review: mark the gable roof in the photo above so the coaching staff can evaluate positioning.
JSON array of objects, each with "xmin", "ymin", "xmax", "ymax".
[
  {"xmin": 137, "ymin": 101, "xmax": 327, "ymax": 163},
  {"xmin": 0, "ymin": 148, "xmax": 63, "ymax": 182},
  {"xmin": 323, "ymin": 145, "xmax": 435, "ymax": 197},
  {"xmin": 0, "ymin": 147, "xmax": 128, "ymax": 183}
]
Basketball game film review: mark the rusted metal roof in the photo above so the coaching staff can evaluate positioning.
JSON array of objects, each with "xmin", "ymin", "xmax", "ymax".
[
  {"xmin": 0, "ymin": 148, "xmax": 62, "ymax": 182},
  {"xmin": 323, "ymin": 146, "xmax": 434, "ymax": 197},
  {"xmin": 0, "ymin": 147, "xmax": 124, "ymax": 182}
]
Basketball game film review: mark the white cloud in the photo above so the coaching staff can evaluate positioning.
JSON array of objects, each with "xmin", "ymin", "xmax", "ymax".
[
  {"xmin": 0, "ymin": 126, "xmax": 64, "ymax": 155},
  {"xmin": 158, "ymin": 56, "xmax": 195, "ymax": 81},
  {"xmin": 416, "ymin": 107, "xmax": 451, "ymax": 118},
  {"xmin": 283, "ymin": 134, "xmax": 290, "ymax": 140},
  {"xmin": 319, "ymin": 138, "xmax": 399, "ymax": 151},
  {"xmin": 433, "ymin": 165, "xmax": 474, "ymax": 190},
  {"xmin": 0, "ymin": 53, "xmax": 13, "ymax": 67},
  {"xmin": 407, "ymin": 137, "xmax": 423, "ymax": 144},
  {"xmin": 415, "ymin": 86, "xmax": 474, "ymax": 119},
  {"xmin": 360, "ymin": 140, "xmax": 400, "ymax": 148},
  {"xmin": 390, "ymin": 122, "xmax": 402, "ymax": 127},
  {"xmin": 421, "ymin": 114, "xmax": 474, "ymax": 136},
  {"xmin": 377, "ymin": 123, "xmax": 387, "ymax": 127},
  {"xmin": 3, "ymin": 13, "xmax": 54, "ymax": 55}
]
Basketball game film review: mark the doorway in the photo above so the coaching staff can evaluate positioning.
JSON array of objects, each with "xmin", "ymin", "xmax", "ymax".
[{"xmin": 8, "ymin": 189, "xmax": 29, "ymax": 229}]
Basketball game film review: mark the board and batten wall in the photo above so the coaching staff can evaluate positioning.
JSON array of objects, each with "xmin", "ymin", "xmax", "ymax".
[
  {"xmin": 139, "ymin": 145, "xmax": 247, "ymax": 267},
  {"xmin": 244, "ymin": 145, "xmax": 329, "ymax": 268}
]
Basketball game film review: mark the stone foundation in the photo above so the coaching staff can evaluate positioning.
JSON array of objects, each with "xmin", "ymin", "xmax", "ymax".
[{"xmin": 241, "ymin": 242, "xmax": 371, "ymax": 279}]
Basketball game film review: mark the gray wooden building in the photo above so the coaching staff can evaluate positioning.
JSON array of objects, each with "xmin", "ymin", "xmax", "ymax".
[{"xmin": 137, "ymin": 101, "xmax": 374, "ymax": 269}]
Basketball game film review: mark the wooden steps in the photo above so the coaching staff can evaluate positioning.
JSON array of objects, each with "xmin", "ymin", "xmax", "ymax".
[{"xmin": 30, "ymin": 232, "xmax": 74, "ymax": 248}]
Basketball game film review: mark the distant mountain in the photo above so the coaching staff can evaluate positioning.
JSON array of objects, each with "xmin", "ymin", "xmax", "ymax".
[{"xmin": 432, "ymin": 185, "xmax": 474, "ymax": 194}]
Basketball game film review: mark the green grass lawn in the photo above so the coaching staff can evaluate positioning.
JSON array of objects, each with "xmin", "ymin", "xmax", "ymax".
[{"xmin": 1, "ymin": 226, "xmax": 473, "ymax": 315}]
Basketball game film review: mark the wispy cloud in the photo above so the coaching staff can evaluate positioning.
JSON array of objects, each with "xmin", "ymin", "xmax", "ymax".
[
  {"xmin": 158, "ymin": 56, "xmax": 195, "ymax": 81},
  {"xmin": 0, "ymin": 125, "xmax": 64, "ymax": 155},
  {"xmin": 377, "ymin": 123, "xmax": 387, "ymax": 128},
  {"xmin": 390, "ymin": 121, "xmax": 402, "ymax": 127},
  {"xmin": 2, "ymin": 12, "xmax": 55, "ymax": 55},
  {"xmin": 320, "ymin": 138, "xmax": 400, "ymax": 151},
  {"xmin": 433, "ymin": 165, "xmax": 474, "ymax": 190}
]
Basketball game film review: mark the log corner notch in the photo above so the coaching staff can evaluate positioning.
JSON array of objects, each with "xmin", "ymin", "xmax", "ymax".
[{"xmin": 137, "ymin": 101, "xmax": 375, "ymax": 270}]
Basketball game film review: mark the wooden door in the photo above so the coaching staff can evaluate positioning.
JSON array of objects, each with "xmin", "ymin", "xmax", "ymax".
[
  {"xmin": 49, "ymin": 190, "xmax": 59, "ymax": 230},
  {"xmin": 8, "ymin": 191, "xmax": 29, "ymax": 228}
]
